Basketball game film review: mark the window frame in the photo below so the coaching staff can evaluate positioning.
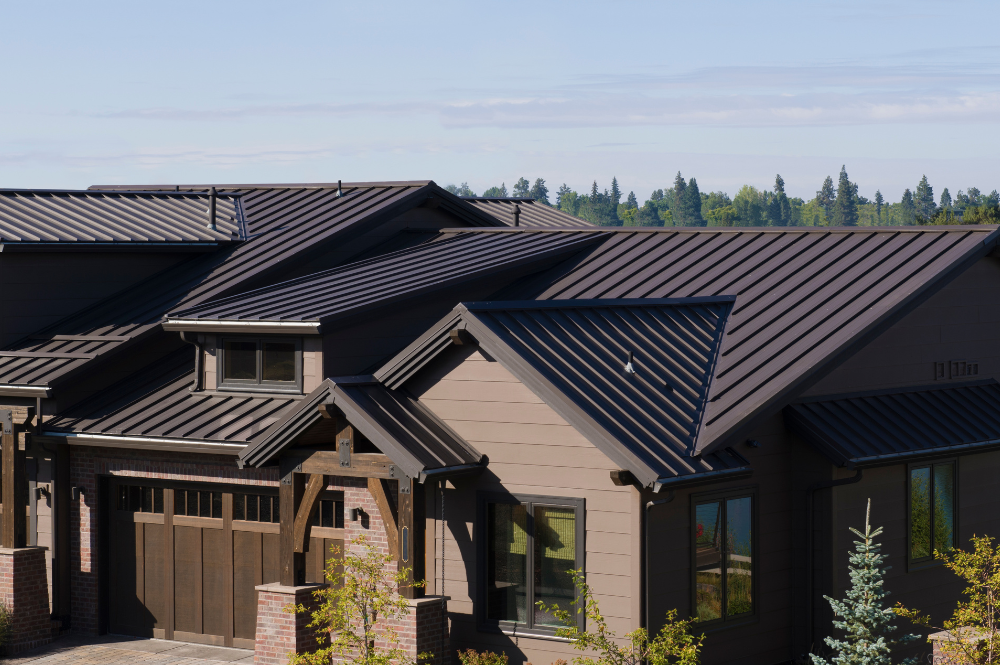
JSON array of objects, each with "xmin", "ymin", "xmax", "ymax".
[
  {"xmin": 907, "ymin": 458, "xmax": 958, "ymax": 569},
  {"xmin": 218, "ymin": 336, "xmax": 303, "ymax": 394},
  {"xmin": 476, "ymin": 492, "xmax": 586, "ymax": 637},
  {"xmin": 689, "ymin": 486, "xmax": 758, "ymax": 628}
]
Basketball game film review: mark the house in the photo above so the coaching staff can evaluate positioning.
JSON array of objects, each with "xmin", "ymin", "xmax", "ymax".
[{"xmin": 1, "ymin": 183, "xmax": 998, "ymax": 665}]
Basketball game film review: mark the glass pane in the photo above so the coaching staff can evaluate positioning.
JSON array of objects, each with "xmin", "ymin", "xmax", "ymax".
[
  {"xmin": 262, "ymin": 342, "xmax": 296, "ymax": 383},
  {"xmin": 199, "ymin": 491, "xmax": 211, "ymax": 518},
  {"xmin": 934, "ymin": 464, "xmax": 955, "ymax": 553},
  {"xmin": 695, "ymin": 501, "xmax": 723, "ymax": 621},
  {"xmin": 260, "ymin": 496, "xmax": 271, "ymax": 523},
  {"xmin": 911, "ymin": 467, "xmax": 932, "ymax": 559},
  {"xmin": 271, "ymin": 496, "xmax": 280, "ymax": 523},
  {"xmin": 486, "ymin": 502, "xmax": 528, "ymax": 623},
  {"xmin": 335, "ymin": 501, "xmax": 344, "ymax": 529},
  {"xmin": 142, "ymin": 487, "xmax": 153, "ymax": 514},
  {"xmin": 154, "ymin": 488, "xmax": 164, "ymax": 514},
  {"xmin": 234, "ymin": 494, "xmax": 245, "ymax": 521},
  {"xmin": 247, "ymin": 495, "xmax": 259, "ymax": 522},
  {"xmin": 224, "ymin": 340, "xmax": 258, "ymax": 381},
  {"xmin": 534, "ymin": 506, "xmax": 576, "ymax": 627},
  {"xmin": 725, "ymin": 497, "xmax": 753, "ymax": 617},
  {"xmin": 117, "ymin": 485, "xmax": 128, "ymax": 511},
  {"xmin": 212, "ymin": 492, "xmax": 222, "ymax": 518},
  {"xmin": 186, "ymin": 490, "xmax": 198, "ymax": 516},
  {"xmin": 322, "ymin": 500, "xmax": 333, "ymax": 528},
  {"xmin": 129, "ymin": 486, "xmax": 141, "ymax": 512}
]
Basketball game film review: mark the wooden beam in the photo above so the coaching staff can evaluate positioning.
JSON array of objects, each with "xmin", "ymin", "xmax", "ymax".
[
  {"xmin": 1, "ymin": 409, "xmax": 27, "ymax": 549},
  {"xmin": 295, "ymin": 450, "xmax": 393, "ymax": 477},
  {"xmin": 279, "ymin": 472, "xmax": 306, "ymax": 586},
  {"xmin": 317, "ymin": 403, "xmax": 336, "ymax": 419},
  {"xmin": 293, "ymin": 474, "xmax": 325, "ymax": 554},
  {"xmin": 367, "ymin": 477, "xmax": 398, "ymax": 560},
  {"xmin": 398, "ymin": 478, "xmax": 425, "ymax": 599}
]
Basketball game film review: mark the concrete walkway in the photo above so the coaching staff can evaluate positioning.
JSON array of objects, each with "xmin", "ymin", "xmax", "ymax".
[{"xmin": 2, "ymin": 634, "xmax": 255, "ymax": 665}]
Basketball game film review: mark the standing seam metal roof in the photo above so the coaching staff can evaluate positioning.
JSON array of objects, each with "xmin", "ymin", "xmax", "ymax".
[
  {"xmin": 166, "ymin": 230, "xmax": 603, "ymax": 324},
  {"xmin": 0, "ymin": 190, "xmax": 242, "ymax": 243},
  {"xmin": 784, "ymin": 380, "xmax": 1000, "ymax": 466},
  {"xmin": 506, "ymin": 226, "xmax": 1000, "ymax": 455},
  {"xmin": 464, "ymin": 198, "xmax": 595, "ymax": 228}
]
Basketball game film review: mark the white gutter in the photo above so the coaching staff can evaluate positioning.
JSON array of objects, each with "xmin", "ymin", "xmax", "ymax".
[
  {"xmin": 163, "ymin": 319, "xmax": 321, "ymax": 334},
  {"xmin": 0, "ymin": 384, "xmax": 51, "ymax": 397},
  {"xmin": 42, "ymin": 431, "xmax": 246, "ymax": 455}
]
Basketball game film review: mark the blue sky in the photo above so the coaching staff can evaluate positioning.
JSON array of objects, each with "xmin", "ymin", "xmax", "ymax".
[{"xmin": 2, "ymin": 0, "xmax": 999, "ymax": 201}]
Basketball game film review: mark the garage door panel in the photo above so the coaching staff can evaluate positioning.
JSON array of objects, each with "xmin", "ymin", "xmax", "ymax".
[
  {"xmin": 234, "ymin": 530, "xmax": 262, "ymax": 641},
  {"xmin": 202, "ymin": 528, "xmax": 229, "ymax": 638},
  {"xmin": 262, "ymin": 532, "xmax": 280, "ymax": 585},
  {"xmin": 144, "ymin": 522, "xmax": 166, "ymax": 631},
  {"xmin": 174, "ymin": 525, "xmax": 202, "ymax": 635}
]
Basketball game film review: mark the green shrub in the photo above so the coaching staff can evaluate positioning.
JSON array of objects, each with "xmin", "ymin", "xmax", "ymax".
[
  {"xmin": 458, "ymin": 649, "xmax": 508, "ymax": 665},
  {"xmin": 0, "ymin": 600, "xmax": 12, "ymax": 655}
]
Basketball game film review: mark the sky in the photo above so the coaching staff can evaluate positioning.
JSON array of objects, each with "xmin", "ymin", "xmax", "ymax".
[{"xmin": 2, "ymin": 0, "xmax": 999, "ymax": 202}]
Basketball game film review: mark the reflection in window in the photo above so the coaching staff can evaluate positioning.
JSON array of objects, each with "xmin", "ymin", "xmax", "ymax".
[
  {"xmin": 224, "ymin": 340, "xmax": 257, "ymax": 380},
  {"xmin": 533, "ymin": 506, "xmax": 577, "ymax": 626},
  {"xmin": 116, "ymin": 485, "xmax": 164, "ymax": 513},
  {"xmin": 486, "ymin": 502, "xmax": 528, "ymax": 623},
  {"xmin": 220, "ymin": 337, "xmax": 300, "ymax": 390},
  {"xmin": 262, "ymin": 341, "xmax": 296, "ymax": 382},
  {"xmin": 693, "ymin": 493, "xmax": 753, "ymax": 623},
  {"xmin": 910, "ymin": 462, "xmax": 955, "ymax": 562}
]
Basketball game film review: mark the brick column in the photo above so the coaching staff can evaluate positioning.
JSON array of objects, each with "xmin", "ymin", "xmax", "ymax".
[
  {"xmin": 254, "ymin": 582, "xmax": 325, "ymax": 665},
  {"xmin": 405, "ymin": 596, "xmax": 451, "ymax": 665},
  {"xmin": 929, "ymin": 629, "xmax": 984, "ymax": 664},
  {"xmin": 0, "ymin": 547, "xmax": 52, "ymax": 655}
]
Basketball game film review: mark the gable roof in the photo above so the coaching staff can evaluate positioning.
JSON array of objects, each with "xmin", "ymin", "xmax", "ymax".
[
  {"xmin": 501, "ymin": 225, "xmax": 1000, "ymax": 456},
  {"xmin": 785, "ymin": 380, "xmax": 1000, "ymax": 467},
  {"xmin": 0, "ymin": 182, "xmax": 503, "ymax": 395},
  {"xmin": 464, "ymin": 198, "xmax": 595, "ymax": 228},
  {"xmin": 42, "ymin": 349, "xmax": 298, "ymax": 453},
  {"xmin": 377, "ymin": 298, "xmax": 751, "ymax": 490},
  {"xmin": 239, "ymin": 377, "xmax": 484, "ymax": 481},
  {"xmin": 164, "ymin": 229, "xmax": 603, "ymax": 332},
  {"xmin": 0, "ymin": 189, "xmax": 243, "ymax": 247}
]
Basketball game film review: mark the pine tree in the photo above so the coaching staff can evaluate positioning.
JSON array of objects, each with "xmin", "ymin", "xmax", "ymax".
[
  {"xmin": 556, "ymin": 183, "xmax": 573, "ymax": 208},
  {"xmin": 672, "ymin": 172, "xmax": 687, "ymax": 226},
  {"xmin": 900, "ymin": 189, "xmax": 916, "ymax": 225},
  {"xmin": 874, "ymin": 190, "xmax": 884, "ymax": 223},
  {"xmin": 914, "ymin": 175, "xmax": 936, "ymax": 220},
  {"xmin": 482, "ymin": 183, "xmax": 508, "ymax": 198},
  {"xmin": 940, "ymin": 187, "xmax": 952, "ymax": 209},
  {"xmin": 832, "ymin": 165, "xmax": 859, "ymax": 226},
  {"xmin": 626, "ymin": 191, "xmax": 638, "ymax": 208},
  {"xmin": 530, "ymin": 178, "xmax": 550, "ymax": 205},
  {"xmin": 811, "ymin": 500, "xmax": 919, "ymax": 665},
  {"xmin": 610, "ymin": 177, "xmax": 622, "ymax": 207},
  {"xmin": 684, "ymin": 177, "xmax": 705, "ymax": 226},
  {"xmin": 769, "ymin": 174, "xmax": 792, "ymax": 226},
  {"xmin": 512, "ymin": 177, "xmax": 531, "ymax": 198},
  {"xmin": 817, "ymin": 176, "xmax": 836, "ymax": 218}
]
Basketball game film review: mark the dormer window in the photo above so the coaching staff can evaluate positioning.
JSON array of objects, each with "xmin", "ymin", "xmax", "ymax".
[{"xmin": 219, "ymin": 337, "xmax": 302, "ymax": 393}]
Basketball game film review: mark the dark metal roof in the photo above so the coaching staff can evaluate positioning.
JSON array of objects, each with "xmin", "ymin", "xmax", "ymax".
[
  {"xmin": 504, "ymin": 226, "xmax": 1000, "ymax": 455},
  {"xmin": 1, "ymin": 183, "xmax": 502, "ymax": 393},
  {"xmin": 165, "ymin": 230, "xmax": 603, "ymax": 328},
  {"xmin": 42, "ymin": 350, "xmax": 299, "ymax": 451},
  {"xmin": 376, "ymin": 298, "xmax": 751, "ymax": 489},
  {"xmin": 240, "ymin": 377, "xmax": 483, "ymax": 480},
  {"xmin": 464, "ymin": 198, "xmax": 594, "ymax": 228},
  {"xmin": 0, "ymin": 190, "xmax": 242, "ymax": 245},
  {"xmin": 785, "ymin": 380, "xmax": 1000, "ymax": 467}
]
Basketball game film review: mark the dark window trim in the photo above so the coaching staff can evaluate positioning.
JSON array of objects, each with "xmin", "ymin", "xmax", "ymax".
[
  {"xmin": 476, "ymin": 492, "xmax": 586, "ymax": 637},
  {"xmin": 907, "ymin": 458, "xmax": 958, "ymax": 570},
  {"xmin": 218, "ymin": 336, "xmax": 303, "ymax": 394},
  {"xmin": 689, "ymin": 485, "xmax": 758, "ymax": 628}
]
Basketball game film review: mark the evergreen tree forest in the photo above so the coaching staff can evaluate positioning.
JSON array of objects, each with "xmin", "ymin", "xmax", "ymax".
[{"xmin": 445, "ymin": 169, "xmax": 1000, "ymax": 227}]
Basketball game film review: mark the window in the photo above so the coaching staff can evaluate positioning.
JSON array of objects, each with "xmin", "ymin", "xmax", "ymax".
[
  {"xmin": 310, "ymin": 498, "xmax": 344, "ymax": 529},
  {"xmin": 219, "ymin": 337, "xmax": 301, "ymax": 392},
  {"xmin": 232, "ymin": 493, "xmax": 280, "ymax": 523},
  {"xmin": 175, "ymin": 489, "xmax": 224, "ymax": 518},
  {"xmin": 692, "ymin": 489, "xmax": 755, "ymax": 624},
  {"xmin": 909, "ymin": 461, "xmax": 956, "ymax": 564},
  {"xmin": 117, "ymin": 484, "xmax": 164, "ymax": 514},
  {"xmin": 478, "ymin": 493, "xmax": 585, "ymax": 635}
]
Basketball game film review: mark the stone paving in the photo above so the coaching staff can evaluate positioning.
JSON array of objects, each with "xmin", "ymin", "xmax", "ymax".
[{"xmin": 2, "ymin": 634, "xmax": 255, "ymax": 665}]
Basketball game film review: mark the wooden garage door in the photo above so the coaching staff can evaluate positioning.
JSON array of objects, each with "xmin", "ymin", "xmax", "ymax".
[{"xmin": 109, "ymin": 480, "xmax": 343, "ymax": 648}]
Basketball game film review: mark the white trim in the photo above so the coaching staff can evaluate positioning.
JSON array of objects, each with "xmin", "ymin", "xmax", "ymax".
[
  {"xmin": 0, "ymin": 384, "xmax": 51, "ymax": 397},
  {"xmin": 164, "ymin": 319, "xmax": 318, "ymax": 328},
  {"xmin": 42, "ymin": 431, "xmax": 246, "ymax": 455}
]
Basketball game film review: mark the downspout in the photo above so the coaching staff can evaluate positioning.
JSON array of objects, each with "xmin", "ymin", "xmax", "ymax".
[
  {"xmin": 179, "ymin": 332, "xmax": 203, "ymax": 392},
  {"xmin": 644, "ymin": 491, "xmax": 676, "ymax": 635},
  {"xmin": 805, "ymin": 468, "xmax": 863, "ymax": 653}
]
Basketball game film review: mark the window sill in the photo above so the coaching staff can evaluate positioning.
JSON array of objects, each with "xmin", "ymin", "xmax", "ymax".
[
  {"xmin": 478, "ymin": 624, "xmax": 573, "ymax": 643},
  {"xmin": 214, "ymin": 385, "xmax": 303, "ymax": 396}
]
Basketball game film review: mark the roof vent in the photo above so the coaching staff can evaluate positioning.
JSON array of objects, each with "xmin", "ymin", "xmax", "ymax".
[
  {"xmin": 624, "ymin": 350, "xmax": 636, "ymax": 375},
  {"xmin": 512, "ymin": 204, "xmax": 520, "ymax": 227},
  {"xmin": 208, "ymin": 187, "xmax": 217, "ymax": 231},
  {"xmin": 337, "ymin": 180, "xmax": 343, "ymax": 198}
]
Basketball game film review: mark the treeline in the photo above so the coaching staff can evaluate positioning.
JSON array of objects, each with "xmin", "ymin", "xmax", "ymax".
[{"xmin": 445, "ymin": 168, "xmax": 1000, "ymax": 226}]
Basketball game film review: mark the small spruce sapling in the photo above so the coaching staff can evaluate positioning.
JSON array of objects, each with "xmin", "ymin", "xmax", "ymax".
[
  {"xmin": 811, "ymin": 499, "xmax": 919, "ymax": 665},
  {"xmin": 537, "ymin": 569, "xmax": 703, "ymax": 665}
]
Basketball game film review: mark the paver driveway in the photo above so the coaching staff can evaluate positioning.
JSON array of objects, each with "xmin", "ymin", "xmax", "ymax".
[{"xmin": 2, "ymin": 635, "xmax": 255, "ymax": 665}]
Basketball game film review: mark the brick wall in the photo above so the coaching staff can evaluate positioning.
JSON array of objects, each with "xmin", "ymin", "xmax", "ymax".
[
  {"xmin": 0, "ymin": 547, "xmax": 53, "ymax": 654},
  {"xmin": 254, "ymin": 583, "xmax": 324, "ymax": 665}
]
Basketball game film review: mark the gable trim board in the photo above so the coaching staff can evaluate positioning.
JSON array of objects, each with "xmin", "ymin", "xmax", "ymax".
[
  {"xmin": 238, "ymin": 377, "xmax": 484, "ymax": 482},
  {"xmin": 377, "ymin": 298, "xmax": 751, "ymax": 491},
  {"xmin": 786, "ymin": 379, "xmax": 1000, "ymax": 467}
]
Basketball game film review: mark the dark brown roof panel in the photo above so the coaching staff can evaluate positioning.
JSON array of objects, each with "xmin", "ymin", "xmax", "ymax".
[
  {"xmin": 513, "ymin": 226, "xmax": 1000, "ymax": 455},
  {"xmin": 465, "ymin": 198, "xmax": 595, "ymax": 228},
  {"xmin": 166, "ymin": 230, "xmax": 604, "ymax": 325},
  {"xmin": 785, "ymin": 380, "xmax": 1000, "ymax": 466},
  {"xmin": 0, "ymin": 190, "xmax": 242, "ymax": 244}
]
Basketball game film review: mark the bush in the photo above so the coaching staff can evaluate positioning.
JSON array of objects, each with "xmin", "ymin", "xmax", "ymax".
[
  {"xmin": 458, "ymin": 650, "xmax": 508, "ymax": 665},
  {"xmin": 0, "ymin": 601, "xmax": 12, "ymax": 655}
]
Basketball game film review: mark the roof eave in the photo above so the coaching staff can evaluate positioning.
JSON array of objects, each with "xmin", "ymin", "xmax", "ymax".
[{"xmin": 162, "ymin": 319, "xmax": 322, "ymax": 335}]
